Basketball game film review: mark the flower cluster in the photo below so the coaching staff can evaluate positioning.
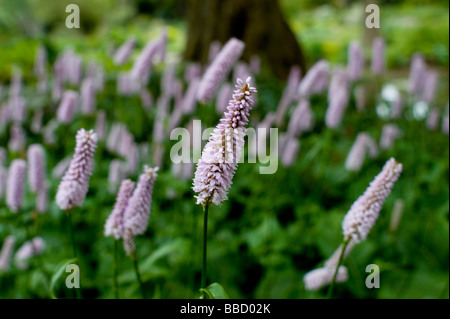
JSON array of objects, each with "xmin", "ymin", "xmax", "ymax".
[
  {"xmin": 55, "ymin": 129, "xmax": 98, "ymax": 211},
  {"xmin": 193, "ymin": 77, "xmax": 257, "ymax": 206},
  {"xmin": 342, "ymin": 158, "xmax": 403, "ymax": 242},
  {"xmin": 197, "ymin": 38, "xmax": 245, "ymax": 103}
]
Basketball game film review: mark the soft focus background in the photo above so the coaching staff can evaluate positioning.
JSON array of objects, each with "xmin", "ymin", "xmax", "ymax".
[{"xmin": 0, "ymin": 0, "xmax": 448, "ymax": 299}]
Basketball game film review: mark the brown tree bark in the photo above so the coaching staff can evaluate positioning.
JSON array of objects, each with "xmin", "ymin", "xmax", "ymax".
[{"xmin": 183, "ymin": 0, "xmax": 306, "ymax": 79}]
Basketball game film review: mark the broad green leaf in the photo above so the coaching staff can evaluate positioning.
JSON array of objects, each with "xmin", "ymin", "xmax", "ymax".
[
  {"xmin": 50, "ymin": 258, "xmax": 77, "ymax": 299},
  {"xmin": 199, "ymin": 282, "xmax": 230, "ymax": 299}
]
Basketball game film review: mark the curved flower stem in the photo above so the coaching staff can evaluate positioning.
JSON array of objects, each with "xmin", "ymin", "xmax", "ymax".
[
  {"xmin": 114, "ymin": 240, "xmax": 120, "ymax": 299},
  {"xmin": 201, "ymin": 203, "xmax": 210, "ymax": 291},
  {"xmin": 66, "ymin": 210, "xmax": 77, "ymax": 258},
  {"xmin": 327, "ymin": 238, "xmax": 351, "ymax": 299},
  {"xmin": 66, "ymin": 210, "xmax": 81, "ymax": 299},
  {"xmin": 131, "ymin": 250, "xmax": 146, "ymax": 298}
]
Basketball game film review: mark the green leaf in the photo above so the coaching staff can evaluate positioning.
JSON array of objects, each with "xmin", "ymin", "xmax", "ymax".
[
  {"xmin": 50, "ymin": 258, "xmax": 77, "ymax": 299},
  {"xmin": 199, "ymin": 282, "xmax": 230, "ymax": 299}
]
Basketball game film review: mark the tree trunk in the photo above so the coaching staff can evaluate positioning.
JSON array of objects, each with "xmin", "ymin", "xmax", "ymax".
[{"xmin": 184, "ymin": 0, "xmax": 306, "ymax": 79}]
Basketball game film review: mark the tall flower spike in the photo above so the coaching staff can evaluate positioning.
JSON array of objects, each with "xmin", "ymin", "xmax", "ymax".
[
  {"xmin": 342, "ymin": 158, "xmax": 402, "ymax": 243},
  {"xmin": 0, "ymin": 166, "xmax": 7, "ymax": 199},
  {"xmin": 197, "ymin": 38, "xmax": 245, "ymax": 103},
  {"xmin": 216, "ymin": 83, "xmax": 233, "ymax": 114},
  {"xmin": 421, "ymin": 70, "xmax": 438, "ymax": 104},
  {"xmin": 108, "ymin": 159, "xmax": 126, "ymax": 194},
  {"xmin": 130, "ymin": 39, "xmax": 160, "ymax": 84},
  {"xmin": 347, "ymin": 41, "xmax": 364, "ymax": 82},
  {"xmin": 6, "ymin": 159, "xmax": 26, "ymax": 213},
  {"xmin": 105, "ymin": 179, "xmax": 135, "ymax": 240},
  {"xmin": 345, "ymin": 132, "xmax": 378, "ymax": 172},
  {"xmin": 193, "ymin": 77, "xmax": 257, "ymax": 206},
  {"xmin": 371, "ymin": 37, "xmax": 385, "ymax": 74},
  {"xmin": 326, "ymin": 68, "xmax": 350, "ymax": 128},
  {"xmin": 182, "ymin": 78, "xmax": 201, "ymax": 115},
  {"xmin": 287, "ymin": 98, "xmax": 314, "ymax": 137},
  {"xmin": 27, "ymin": 144, "xmax": 46, "ymax": 193},
  {"xmin": 0, "ymin": 235, "xmax": 16, "ymax": 272},
  {"xmin": 303, "ymin": 266, "xmax": 349, "ymax": 292},
  {"xmin": 95, "ymin": 110, "xmax": 107, "ymax": 140},
  {"xmin": 57, "ymin": 90, "xmax": 79, "ymax": 124},
  {"xmin": 0, "ymin": 147, "xmax": 6, "ymax": 167},
  {"xmin": 274, "ymin": 65, "xmax": 302, "ymax": 126},
  {"xmin": 298, "ymin": 60, "xmax": 329, "ymax": 97},
  {"xmin": 426, "ymin": 108, "xmax": 440, "ymax": 131},
  {"xmin": 379, "ymin": 124, "xmax": 401, "ymax": 150},
  {"xmin": 408, "ymin": 53, "xmax": 426, "ymax": 95},
  {"xmin": 80, "ymin": 77, "xmax": 96, "ymax": 115},
  {"xmin": 55, "ymin": 129, "xmax": 98, "ymax": 211},
  {"xmin": 36, "ymin": 182, "xmax": 48, "ymax": 214},
  {"xmin": 281, "ymin": 137, "xmax": 300, "ymax": 167},
  {"xmin": 303, "ymin": 239, "xmax": 356, "ymax": 291},
  {"xmin": 114, "ymin": 37, "xmax": 136, "ymax": 66},
  {"xmin": 123, "ymin": 166, "xmax": 158, "ymax": 255},
  {"xmin": 15, "ymin": 237, "xmax": 45, "ymax": 270},
  {"xmin": 8, "ymin": 124, "xmax": 26, "ymax": 153}
]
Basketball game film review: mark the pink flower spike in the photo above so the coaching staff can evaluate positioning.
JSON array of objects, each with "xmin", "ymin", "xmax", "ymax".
[
  {"xmin": 193, "ymin": 77, "xmax": 257, "ymax": 206},
  {"xmin": 55, "ymin": 129, "xmax": 98, "ymax": 211},
  {"xmin": 27, "ymin": 144, "xmax": 46, "ymax": 193},
  {"xmin": 342, "ymin": 158, "xmax": 402, "ymax": 243},
  {"xmin": 105, "ymin": 179, "xmax": 135, "ymax": 240},
  {"xmin": 197, "ymin": 38, "xmax": 245, "ymax": 103},
  {"xmin": 57, "ymin": 90, "xmax": 79, "ymax": 124},
  {"xmin": 123, "ymin": 166, "xmax": 158, "ymax": 255},
  {"xmin": 6, "ymin": 159, "xmax": 27, "ymax": 213}
]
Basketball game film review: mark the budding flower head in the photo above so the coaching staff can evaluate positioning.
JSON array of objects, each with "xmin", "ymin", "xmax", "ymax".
[
  {"xmin": 113, "ymin": 37, "xmax": 136, "ymax": 66},
  {"xmin": 130, "ymin": 39, "xmax": 160, "ymax": 83},
  {"xmin": 303, "ymin": 266, "xmax": 348, "ymax": 292},
  {"xmin": 57, "ymin": 90, "xmax": 79, "ymax": 124},
  {"xmin": 193, "ymin": 77, "xmax": 257, "ymax": 206},
  {"xmin": 6, "ymin": 159, "xmax": 27, "ymax": 213},
  {"xmin": 347, "ymin": 41, "xmax": 364, "ymax": 81},
  {"xmin": 15, "ymin": 237, "xmax": 45, "ymax": 270},
  {"xmin": 298, "ymin": 60, "xmax": 329, "ymax": 97},
  {"xmin": 27, "ymin": 144, "xmax": 46, "ymax": 193},
  {"xmin": 122, "ymin": 166, "xmax": 158, "ymax": 255},
  {"xmin": 80, "ymin": 77, "xmax": 96, "ymax": 115},
  {"xmin": 326, "ymin": 68, "xmax": 350, "ymax": 128},
  {"xmin": 342, "ymin": 158, "xmax": 402, "ymax": 243},
  {"xmin": 409, "ymin": 53, "xmax": 426, "ymax": 95},
  {"xmin": 371, "ymin": 37, "xmax": 385, "ymax": 74},
  {"xmin": 287, "ymin": 99, "xmax": 314, "ymax": 137},
  {"xmin": 379, "ymin": 124, "xmax": 401, "ymax": 150},
  {"xmin": 345, "ymin": 132, "xmax": 378, "ymax": 172},
  {"xmin": 55, "ymin": 129, "xmax": 98, "ymax": 211},
  {"xmin": 105, "ymin": 179, "xmax": 135, "ymax": 240},
  {"xmin": 197, "ymin": 38, "xmax": 245, "ymax": 103},
  {"xmin": 0, "ymin": 236, "xmax": 16, "ymax": 272}
]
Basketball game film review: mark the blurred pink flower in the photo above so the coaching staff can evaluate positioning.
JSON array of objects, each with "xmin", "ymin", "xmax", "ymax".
[
  {"xmin": 55, "ymin": 129, "xmax": 98, "ymax": 210},
  {"xmin": 197, "ymin": 38, "xmax": 245, "ymax": 103}
]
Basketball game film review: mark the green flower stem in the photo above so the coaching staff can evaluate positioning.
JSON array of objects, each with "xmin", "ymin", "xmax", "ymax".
[
  {"xmin": 201, "ymin": 203, "xmax": 210, "ymax": 291},
  {"xmin": 114, "ymin": 240, "xmax": 120, "ymax": 299},
  {"xmin": 131, "ymin": 250, "xmax": 146, "ymax": 298},
  {"xmin": 66, "ymin": 210, "xmax": 77, "ymax": 258},
  {"xmin": 66, "ymin": 210, "xmax": 81, "ymax": 299},
  {"xmin": 327, "ymin": 237, "xmax": 351, "ymax": 299}
]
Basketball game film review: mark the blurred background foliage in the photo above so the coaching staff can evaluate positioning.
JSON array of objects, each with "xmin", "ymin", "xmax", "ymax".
[
  {"xmin": 1, "ymin": 0, "xmax": 449, "ymax": 79},
  {"xmin": 0, "ymin": 0, "xmax": 448, "ymax": 299}
]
